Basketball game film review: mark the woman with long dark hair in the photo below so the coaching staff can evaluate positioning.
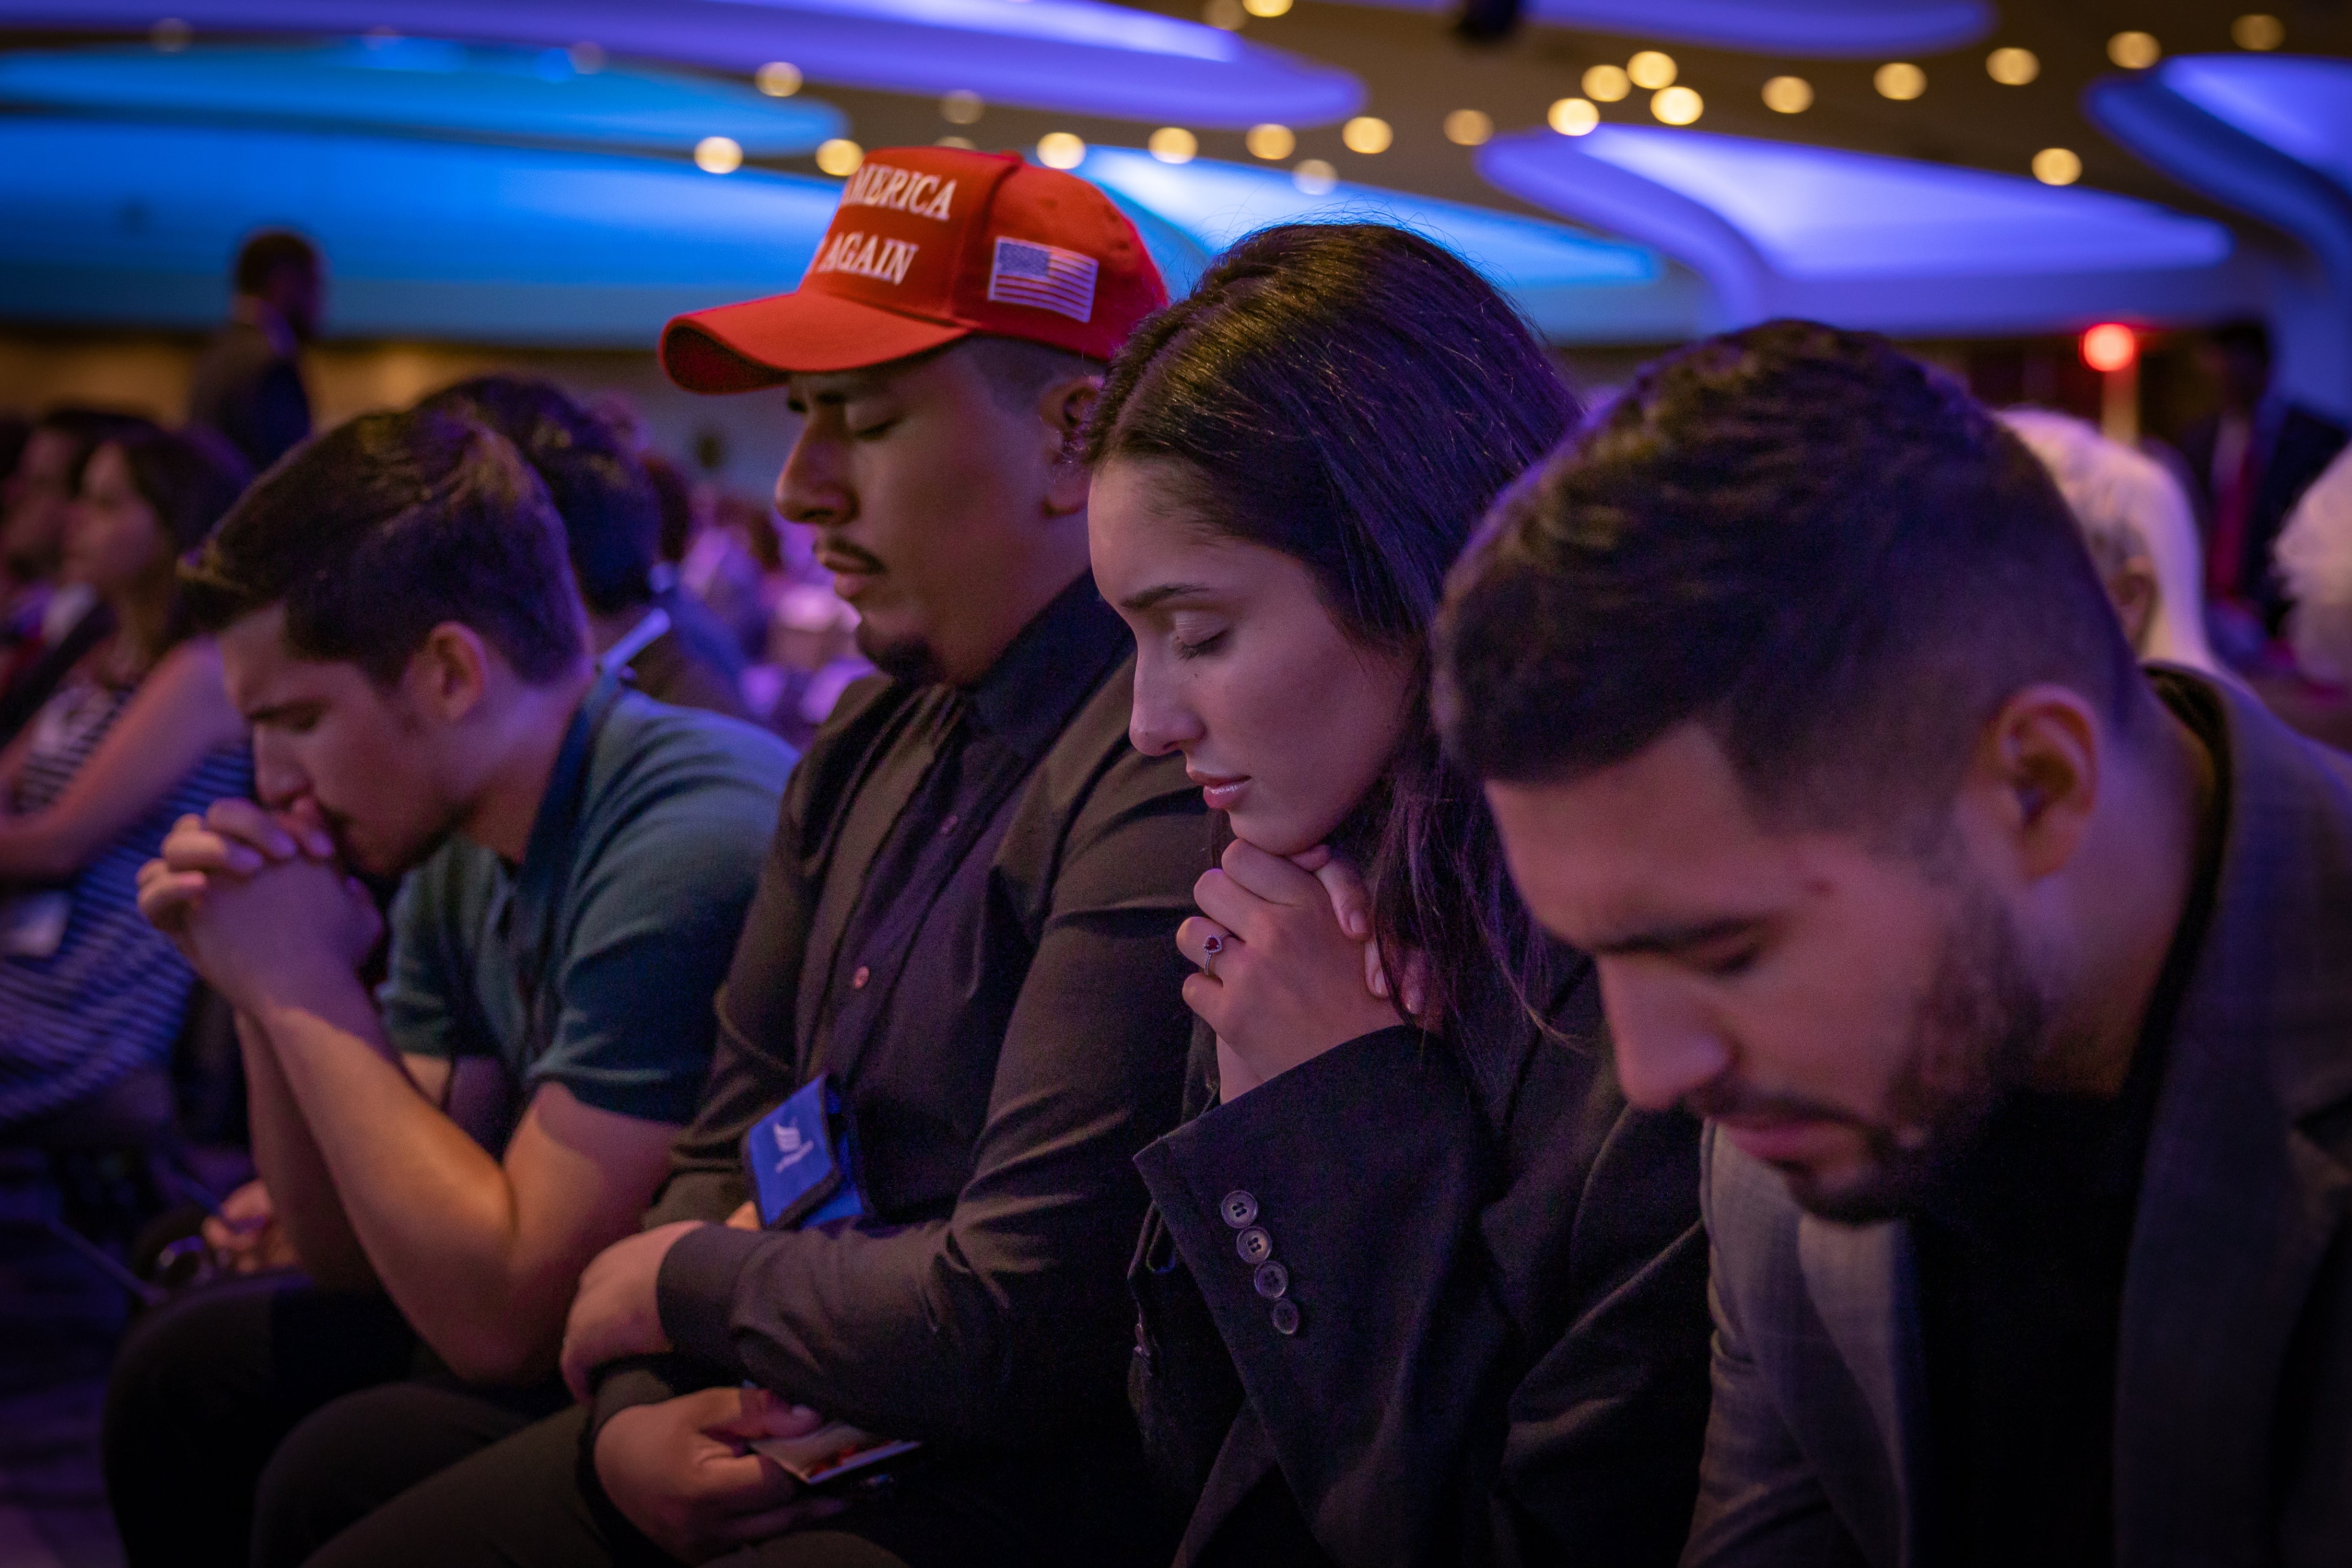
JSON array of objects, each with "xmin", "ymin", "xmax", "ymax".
[
  {"xmin": 0, "ymin": 421, "xmax": 252, "ymax": 1129},
  {"xmin": 1085, "ymin": 225, "xmax": 1711, "ymax": 1565}
]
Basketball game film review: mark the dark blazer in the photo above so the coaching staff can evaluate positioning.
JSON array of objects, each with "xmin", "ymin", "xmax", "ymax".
[
  {"xmin": 1130, "ymin": 964, "xmax": 1713, "ymax": 1567},
  {"xmin": 2179, "ymin": 403, "xmax": 2348, "ymax": 624},
  {"xmin": 186, "ymin": 318, "xmax": 310, "ymax": 473},
  {"xmin": 1684, "ymin": 672, "xmax": 2352, "ymax": 1568},
  {"xmin": 611, "ymin": 584, "xmax": 1203, "ymax": 1455}
]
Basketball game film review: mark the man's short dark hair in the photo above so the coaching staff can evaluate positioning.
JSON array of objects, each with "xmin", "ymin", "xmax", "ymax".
[
  {"xmin": 416, "ymin": 376, "xmax": 661, "ymax": 616},
  {"xmin": 184, "ymin": 407, "xmax": 586, "ymax": 685},
  {"xmin": 112, "ymin": 422, "xmax": 251, "ymax": 556},
  {"xmin": 1436, "ymin": 320, "xmax": 2138, "ymax": 828},
  {"xmin": 961, "ymin": 334, "xmax": 1103, "ymax": 413},
  {"xmin": 234, "ymin": 229, "xmax": 319, "ymax": 296}
]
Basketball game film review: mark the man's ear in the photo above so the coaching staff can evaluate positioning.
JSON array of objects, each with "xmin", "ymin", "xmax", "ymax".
[
  {"xmin": 1039, "ymin": 373, "xmax": 1103, "ymax": 519},
  {"xmin": 1965, "ymin": 683, "xmax": 2104, "ymax": 883},
  {"xmin": 405, "ymin": 622, "xmax": 495, "ymax": 727}
]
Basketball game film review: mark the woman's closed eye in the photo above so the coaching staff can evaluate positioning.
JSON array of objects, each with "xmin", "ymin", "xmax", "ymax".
[{"xmin": 1171, "ymin": 627, "xmax": 1228, "ymax": 660}]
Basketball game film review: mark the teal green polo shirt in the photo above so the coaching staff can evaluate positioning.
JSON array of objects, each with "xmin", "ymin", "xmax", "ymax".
[{"xmin": 380, "ymin": 681, "xmax": 794, "ymax": 1130}]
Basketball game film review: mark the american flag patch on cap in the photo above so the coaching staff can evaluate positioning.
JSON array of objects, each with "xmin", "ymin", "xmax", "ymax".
[{"xmin": 987, "ymin": 236, "xmax": 1098, "ymax": 323}]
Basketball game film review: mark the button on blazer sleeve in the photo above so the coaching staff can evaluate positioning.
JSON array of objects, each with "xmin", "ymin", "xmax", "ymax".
[
  {"xmin": 1136, "ymin": 1021, "xmax": 1711, "ymax": 1567},
  {"xmin": 652, "ymin": 736, "xmax": 1202, "ymax": 1444}
]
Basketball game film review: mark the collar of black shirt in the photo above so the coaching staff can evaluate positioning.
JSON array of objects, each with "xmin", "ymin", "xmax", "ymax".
[
  {"xmin": 1917, "ymin": 671, "xmax": 2229, "ymax": 1238},
  {"xmin": 958, "ymin": 573, "xmax": 1133, "ymax": 760}
]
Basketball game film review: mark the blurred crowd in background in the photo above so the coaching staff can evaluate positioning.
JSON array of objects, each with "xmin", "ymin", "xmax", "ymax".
[{"xmin": 1, "ymin": 231, "xmax": 869, "ymax": 787}]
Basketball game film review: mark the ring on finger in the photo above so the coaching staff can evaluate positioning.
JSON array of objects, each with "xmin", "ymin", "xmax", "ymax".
[{"xmin": 1200, "ymin": 931, "xmax": 1225, "ymax": 979}]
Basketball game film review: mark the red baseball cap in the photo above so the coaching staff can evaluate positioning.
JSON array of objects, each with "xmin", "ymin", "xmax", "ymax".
[{"xmin": 661, "ymin": 146, "xmax": 1168, "ymax": 391}]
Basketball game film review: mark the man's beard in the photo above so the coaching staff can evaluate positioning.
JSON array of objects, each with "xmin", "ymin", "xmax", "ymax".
[
  {"xmin": 1691, "ymin": 871, "xmax": 2055, "ymax": 1226},
  {"xmin": 1794, "ymin": 877, "xmax": 2052, "ymax": 1224},
  {"xmin": 856, "ymin": 622, "xmax": 945, "ymax": 687}
]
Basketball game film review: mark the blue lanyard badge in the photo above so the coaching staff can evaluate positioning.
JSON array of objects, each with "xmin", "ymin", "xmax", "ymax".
[{"xmin": 743, "ymin": 1076, "xmax": 868, "ymax": 1230}]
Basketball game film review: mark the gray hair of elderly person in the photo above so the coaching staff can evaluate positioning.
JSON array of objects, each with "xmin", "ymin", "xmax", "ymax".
[
  {"xmin": 1998, "ymin": 407, "xmax": 2227, "ymax": 678},
  {"xmin": 2276, "ymin": 446, "xmax": 2352, "ymax": 685}
]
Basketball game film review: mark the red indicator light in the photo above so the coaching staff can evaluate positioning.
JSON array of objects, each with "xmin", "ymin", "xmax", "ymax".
[{"xmin": 2081, "ymin": 322, "xmax": 2138, "ymax": 373}]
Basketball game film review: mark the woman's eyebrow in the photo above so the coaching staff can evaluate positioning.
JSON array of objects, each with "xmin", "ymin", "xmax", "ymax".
[{"xmin": 1120, "ymin": 582, "xmax": 1217, "ymax": 613}]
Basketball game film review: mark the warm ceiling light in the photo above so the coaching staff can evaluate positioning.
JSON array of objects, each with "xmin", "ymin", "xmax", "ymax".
[
  {"xmin": 2033, "ymin": 146, "xmax": 2082, "ymax": 185},
  {"xmin": 2233, "ymin": 14, "xmax": 2284, "ymax": 50},
  {"xmin": 2109, "ymin": 31, "xmax": 2161, "ymax": 69},
  {"xmin": 937, "ymin": 135, "xmax": 976, "ymax": 150},
  {"xmin": 1443, "ymin": 108, "xmax": 1493, "ymax": 146},
  {"xmin": 1342, "ymin": 115, "xmax": 1393, "ymax": 154},
  {"xmin": 1036, "ymin": 132, "xmax": 1087, "ymax": 169},
  {"xmin": 1627, "ymin": 51, "xmax": 1677, "ymax": 90},
  {"xmin": 941, "ymin": 89, "xmax": 983, "ymax": 124},
  {"xmin": 1293, "ymin": 158, "xmax": 1337, "ymax": 194},
  {"xmin": 755, "ymin": 61, "xmax": 803, "ymax": 97},
  {"xmin": 1246, "ymin": 122, "xmax": 1296, "ymax": 159},
  {"xmin": 1243, "ymin": 0, "xmax": 1293, "ymax": 16},
  {"xmin": 1148, "ymin": 126, "xmax": 1198, "ymax": 163},
  {"xmin": 694, "ymin": 136, "xmax": 744, "ymax": 174},
  {"xmin": 1583, "ymin": 64, "xmax": 1631, "ymax": 103},
  {"xmin": 1204, "ymin": 0, "xmax": 1245, "ymax": 29},
  {"xmin": 1986, "ymin": 47, "xmax": 2038, "ymax": 86},
  {"xmin": 1548, "ymin": 97, "xmax": 1599, "ymax": 135},
  {"xmin": 1651, "ymin": 86, "xmax": 1702, "ymax": 125},
  {"xmin": 2081, "ymin": 323, "xmax": 2138, "ymax": 373},
  {"xmin": 1875, "ymin": 62, "xmax": 1926, "ymax": 100},
  {"xmin": 815, "ymin": 138, "xmax": 863, "ymax": 177},
  {"xmin": 1760, "ymin": 76, "xmax": 1812, "ymax": 113}
]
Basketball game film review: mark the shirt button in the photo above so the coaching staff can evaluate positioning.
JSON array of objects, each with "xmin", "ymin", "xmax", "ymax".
[
  {"xmin": 1220, "ymin": 1191, "xmax": 1258, "ymax": 1229},
  {"xmin": 1252, "ymin": 1261, "xmax": 1289, "ymax": 1301},
  {"xmin": 939, "ymin": 814, "xmax": 958, "ymax": 836},
  {"xmin": 1236, "ymin": 1226, "xmax": 1272, "ymax": 1265},
  {"xmin": 1270, "ymin": 1300, "xmax": 1301, "ymax": 1336},
  {"xmin": 851, "ymin": 966, "xmax": 870, "ymax": 989}
]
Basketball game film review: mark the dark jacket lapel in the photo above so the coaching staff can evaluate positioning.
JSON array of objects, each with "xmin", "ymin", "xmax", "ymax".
[
  {"xmin": 2115, "ymin": 676, "xmax": 2352, "ymax": 1565},
  {"xmin": 1797, "ymin": 1215, "xmax": 1925, "ymax": 1567}
]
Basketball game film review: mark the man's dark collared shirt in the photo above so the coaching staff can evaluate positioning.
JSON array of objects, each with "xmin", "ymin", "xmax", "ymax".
[
  {"xmin": 1913, "ymin": 672, "xmax": 2227, "ymax": 1568},
  {"xmin": 640, "ymin": 577, "xmax": 1204, "ymax": 1444},
  {"xmin": 381, "ymin": 680, "xmax": 793, "ymax": 1129}
]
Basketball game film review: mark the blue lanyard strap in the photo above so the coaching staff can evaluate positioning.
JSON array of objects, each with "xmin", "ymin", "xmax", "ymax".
[{"xmin": 509, "ymin": 671, "xmax": 627, "ymax": 1060}]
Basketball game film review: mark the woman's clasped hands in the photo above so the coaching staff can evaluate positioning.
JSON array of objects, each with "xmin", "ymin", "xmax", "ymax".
[{"xmin": 1177, "ymin": 838, "xmax": 1428, "ymax": 1103}]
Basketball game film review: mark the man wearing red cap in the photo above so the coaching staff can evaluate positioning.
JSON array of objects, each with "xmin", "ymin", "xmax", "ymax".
[{"xmin": 255, "ymin": 149, "xmax": 1202, "ymax": 1568}]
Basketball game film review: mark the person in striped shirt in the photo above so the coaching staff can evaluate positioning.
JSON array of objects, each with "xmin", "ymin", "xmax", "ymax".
[{"xmin": 0, "ymin": 419, "xmax": 252, "ymax": 1132}]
